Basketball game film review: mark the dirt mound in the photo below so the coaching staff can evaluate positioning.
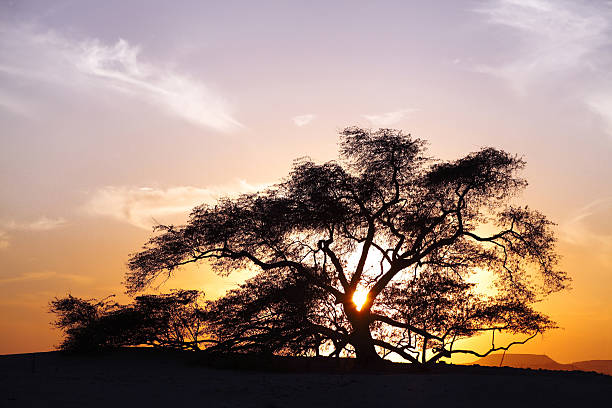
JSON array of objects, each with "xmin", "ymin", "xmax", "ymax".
[{"xmin": 1, "ymin": 350, "xmax": 610, "ymax": 407}]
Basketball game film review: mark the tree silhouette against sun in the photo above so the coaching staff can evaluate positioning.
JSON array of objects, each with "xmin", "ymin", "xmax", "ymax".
[{"xmin": 126, "ymin": 127, "xmax": 569, "ymax": 366}]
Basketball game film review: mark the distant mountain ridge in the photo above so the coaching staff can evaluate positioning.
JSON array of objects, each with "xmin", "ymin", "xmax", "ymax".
[{"xmin": 470, "ymin": 354, "xmax": 612, "ymax": 376}]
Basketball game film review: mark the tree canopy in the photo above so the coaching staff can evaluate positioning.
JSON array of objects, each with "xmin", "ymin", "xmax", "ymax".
[
  {"xmin": 125, "ymin": 127, "xmax": 569, "ymax": 365},
  {"xmin": 50, "ymin": 290, "xmax": 206, "ymax": 351}
]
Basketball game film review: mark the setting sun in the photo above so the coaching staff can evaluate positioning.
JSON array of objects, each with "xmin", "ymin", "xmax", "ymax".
[{"xmin": 352, "ymin": 289, "xmax": 368, "ymax": 311}]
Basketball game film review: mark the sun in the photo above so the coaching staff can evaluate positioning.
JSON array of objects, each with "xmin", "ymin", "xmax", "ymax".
[{"xmin": 352, "ymin": 289, "xmax": 368, "ymax": 311}]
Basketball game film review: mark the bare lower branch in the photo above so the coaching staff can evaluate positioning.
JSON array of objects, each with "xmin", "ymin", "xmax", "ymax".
[
  {"xmin": 372, "ymin": 338, "xmax": 419, "ymax": 364},
  {"xmin": 446, "ymin": 332, "xmax": 538, "ymax": 358},
  {"xmin": 370, "ymin": 313, "xmax": 442, "ymax": 341}
]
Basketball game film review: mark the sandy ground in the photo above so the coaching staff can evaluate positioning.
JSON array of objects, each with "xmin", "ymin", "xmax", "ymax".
[{"xmin": 1, "ymin": 350, "xmax": 610, "ymax": 408}]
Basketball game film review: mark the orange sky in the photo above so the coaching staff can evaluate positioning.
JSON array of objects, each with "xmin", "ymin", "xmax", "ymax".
[{"xmin": 1, "ymin": 0, "xmax": 611, "ymax": 362}]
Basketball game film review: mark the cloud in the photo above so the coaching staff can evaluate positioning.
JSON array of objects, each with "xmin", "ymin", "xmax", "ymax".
[
  {"xmin": 292, "ymin": 114, "xmax": 316, "ymax": 127},
  {"xmin": 561, "ymin": 197, "xmax": 612, "ymax": 253},
  {"xmin": 2, "ymin": 217, "xmax": 67, "ymax": 231},
  {"xmin": 586, "ymin": 93, "xmax": 612, "ymax": 138},
  {"xmin": 474, "ymin": 0, "xmax": 611, "ymax": 90},
  {"xmin": 75, "ymin": 39, "xmax": 243, "ymax": 132},
  {"xmin": 0, "ymin": 217, "xmax": 66, "ymax": 249},
  {"xmin": 0, "ymin": 271, "xmax": 93, "ymax": 285},
  {"xmin": 0, "ymin": 91, "xmax": 31, "ymax": 117},
  {"xmin": 0, "ymin": 231, "xmax": 8, "ymax": 249},
  {"xmin": 0, "ymin": 24, "xmax": 242, "ymax": 132},
  {"xmin": 475, "ymin": 0, "xmax": 612, "ymax": 138},
  {"xmin": 83, "ymin": 180, "xmax": 269, "ymax": 229},
  {"xmin": 363, "ymin": 109, "xmax": 416, "ymax": 127}
]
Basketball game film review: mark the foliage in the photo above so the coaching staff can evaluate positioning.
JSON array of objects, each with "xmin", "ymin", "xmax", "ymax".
[
  {"xmin": 202, "ymin": 270, "xmax": 335, "ymax": 356},
  {"xmin": 50, "ymin": 290, "xmax": 206, "ymax": 351},
  {"xmin": 125, "ymin": 127, "xmax": 569, "ymax": 365}
]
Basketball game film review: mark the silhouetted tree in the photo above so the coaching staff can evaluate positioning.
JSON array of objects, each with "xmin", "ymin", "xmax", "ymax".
[
  {"xmin": 126, "ymin": 127, "xmax": 569, "ymax": 365},
  {"xmin": 50, "ymin": 290, "xmax": 206, "ymax": 351},
  {"xmin": 201, "ymin": 270, "xmax": 344, "ymax": 357}
]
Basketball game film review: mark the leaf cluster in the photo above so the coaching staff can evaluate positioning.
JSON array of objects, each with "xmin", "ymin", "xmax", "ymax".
[{"xmin": 49, "ymin": 290, "xmax": 205, "ymax": 352}]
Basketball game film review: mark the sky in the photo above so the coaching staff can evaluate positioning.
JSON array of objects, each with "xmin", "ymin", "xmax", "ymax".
[{"xmin": 1, "ymin": 0, "xmax": 611, "ymax": 362}]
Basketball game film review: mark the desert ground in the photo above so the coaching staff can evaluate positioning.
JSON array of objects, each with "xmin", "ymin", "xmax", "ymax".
[{"xmin": 1, "ymin": 349, "xmax": 610, "ymax": 408}]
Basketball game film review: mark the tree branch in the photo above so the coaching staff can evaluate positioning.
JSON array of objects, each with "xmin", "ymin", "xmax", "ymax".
[
  {"xmin": 370, "ymin": 313, "xmax": 442, "ymax": 341},
  {"xmin": 371, "ymin": 338, "xmax": 419, "ymax": 364},
  {"xmin": 318, "ymin": 236, "xmax": 350, "ymax": 291},
  {"xmin": 446, "ymin": 332, "xmax": 538, "ymax": 358}
]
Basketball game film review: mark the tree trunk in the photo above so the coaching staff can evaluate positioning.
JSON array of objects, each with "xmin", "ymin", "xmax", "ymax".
[
  {"xmin": 348, "ymin": 310, "xmax": 382, "ymax": 367},
  {"xmin": 352, "ymin": 330, "xmax": 380, "ymax": 366}
]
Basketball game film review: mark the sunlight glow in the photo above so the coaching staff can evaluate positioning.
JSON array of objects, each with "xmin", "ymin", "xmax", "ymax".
[{"xmin": 352, "ymin": 289, "xmax": 368, "ymax": 311}]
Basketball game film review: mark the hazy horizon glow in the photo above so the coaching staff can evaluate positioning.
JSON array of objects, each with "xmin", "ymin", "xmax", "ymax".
[{"xmin": 1, "ymin": 0, "xmax": 611, "ymax": 362}]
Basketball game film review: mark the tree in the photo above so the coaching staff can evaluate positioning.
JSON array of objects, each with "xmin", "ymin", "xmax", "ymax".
[
  {"xmin": 50, "ymin": 290, "xmax": 206, "ymax": 351},
  {"xmin": 126, "ymin": 127, "xmax": 569, "ymax": 366}
]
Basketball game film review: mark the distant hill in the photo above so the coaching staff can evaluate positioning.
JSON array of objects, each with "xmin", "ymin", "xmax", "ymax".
[
  {"xmin": 470, "ymin": 354, "xmax": 612, "ymax": 376},
  {"xmin": 471, "ymin": 354, "xmax": 575, "ymax": 370},
  {"xmin": 572, "ymin": 360, "xmax": 612, "ymax": 376}
]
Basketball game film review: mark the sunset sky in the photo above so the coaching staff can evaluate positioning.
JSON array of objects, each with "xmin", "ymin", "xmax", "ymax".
[{"xmin": 1, "ymin": 0, "xmax": 611, "ymax": 362}]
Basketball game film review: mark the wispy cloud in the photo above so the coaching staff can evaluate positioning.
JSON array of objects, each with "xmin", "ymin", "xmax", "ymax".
[
  {"xmin": 475, "ymin": 0, "xmax": 611, "ymax": 89},
  {"xmin": 83, "ymin": 181, "xmax": 269, "ymax": 229},
  {"xmin": 474, "ymin": 0, "xmax": 612, "ymax": 137},
  {"xmin": 561, "ymin": 197, "xmax": 612, "ymax": 264},
  {"xmin": 0, "ymin": 91, "xmax": 31, "ymax": 117},
  {"xmin": 292, "ymin": 114, "xmax": 316, "ymax": 127},
  {"xmin": 0, "ymin": 217, "xmax": 66, "ymax": 249},
  {"xmin": 0, "ymin": 271, "xmax": 93, "ymax": 285},
  {"xmin": 0, "ymin": 231, "xmax": 8, "ymax": 250},
  {"xmin": 586, "ymin": 93, "xmax": 612, "ymax": 139},
  {"xmin": 0, "ymin": 24, "xmax": 242, "ymax": 132},
  {"xmin": 2, "ymin": 217, "xmax": 67, "ymax": 231},
  {"xmin": 363, "ymin": 108, "xmax": 416, "ymax": 127}
]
